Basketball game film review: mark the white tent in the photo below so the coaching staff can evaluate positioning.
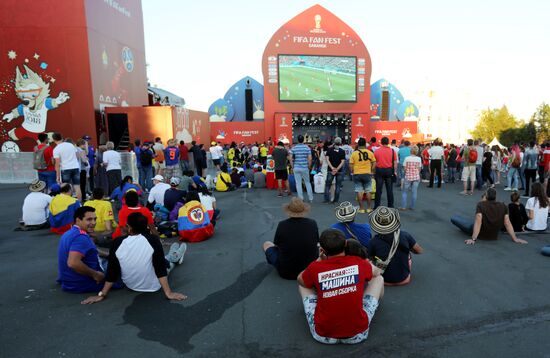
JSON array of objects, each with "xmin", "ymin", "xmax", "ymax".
[{"xmin": 488, "ymin": 137, "xmax": 506, "ymax": 149}]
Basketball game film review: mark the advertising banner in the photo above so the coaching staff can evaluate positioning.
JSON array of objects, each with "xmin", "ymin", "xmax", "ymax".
[
  {"xmin": 210, "ymin": 122, "xmax": 265, "ymax": 144},
  {"xmin": 274, "ymin": 113, "xmax": 292, "ymax": 144}
]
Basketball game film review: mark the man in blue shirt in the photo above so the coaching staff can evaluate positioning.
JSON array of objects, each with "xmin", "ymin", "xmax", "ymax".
[
  {"xmin": 57, "ymin": 206, "xmax": 105, "ymax": 293},
  {"xmin": 331, "ymin": 201, "xmax": 371, "ymax": 247},
  {"xmin": 398, "ymin": 141, "xmax": 411, "ymax": 186},
  {"xmin": 290, "ymin": 135, "xmax": 314, "ymax": 202}
]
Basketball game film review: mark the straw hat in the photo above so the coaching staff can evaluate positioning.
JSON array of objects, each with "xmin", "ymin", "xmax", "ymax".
[
  {"xmin": 335, "ymin": 201, "xmax": 357, "ymax": 223},
  {"xmin": 282, "ymin": 197, "xmax": 310, "ymax": 218},
  {"xmin": 29, "ymin": 179, "xmax": 46, "ymax": 192},
  {"xmin": 369, "ymin": 206, "xmax": 401, "ymax": 235}
]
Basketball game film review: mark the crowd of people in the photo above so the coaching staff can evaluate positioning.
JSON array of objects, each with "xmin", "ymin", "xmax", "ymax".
[{"xmin": 15, "ymin": 130, "xmax": 550, "ymax": 345}]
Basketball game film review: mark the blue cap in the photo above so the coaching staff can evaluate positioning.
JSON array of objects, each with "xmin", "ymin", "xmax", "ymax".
[{"xmin": 50, "ymin": 183, "xmax": 61, "ymax": 194}]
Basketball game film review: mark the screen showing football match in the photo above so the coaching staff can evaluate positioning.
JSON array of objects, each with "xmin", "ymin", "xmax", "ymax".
[{"xmin": 278, "ymin": 55, "xmax": 356, "ymax": 102}]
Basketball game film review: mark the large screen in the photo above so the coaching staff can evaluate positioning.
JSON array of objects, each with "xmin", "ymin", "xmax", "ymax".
[{"xmin": 278, "ymin": 55, "xmax": 356, "ymax": 102}]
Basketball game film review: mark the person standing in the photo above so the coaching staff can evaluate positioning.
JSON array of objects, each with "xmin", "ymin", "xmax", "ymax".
[
  {"xmin": 397, "ymin": 141, "xmax": 411, "ymax": 187},
  {"xmin": 139, "ymin": 142, "xmax": 154, "ymax": 191},
  {"xmin": 523, "ymin": 141, "xmax": 539, "ymax": 197},
  {"xmin": 102, "ymin": 141, "xmax": 122, "ymax": 196},
  {"xmin": 163, "ymin": 139, "xmax": 180, "ymax": 180},
  {"xmin": 349, "ymin": 137, "xmax": 376, "ymax": 213},
  {"xmin": 290, "ymin": 135, "xmax": 314, "ymax": 203},
  {"xmin": 374, "ymin": 137, "xmax": 397, "ymax": 208},
  {"xmin": 340, "ymin": 140, "xmax": 354, "ymax": 181},
  {"xmin": 83, "ymin": 135, "xmax": 95, "ymax": 193},
  {"xmin": 259, "ymin": 143, "xmax": 268, "ymax": 166},
  {"xmin": 152, "ymin": 137, "xmax": 165, "ymax": 177},
  {"xmin": 428, "ymin": 139, "xmax": 444, "ymax": 188},
  {"xmin": 190, "ymin": 141, "xmax": 204, "ymax": 177},
  {"xmin": 209, "ymin": 141, "xmax": 224, "ymax": 171},
  {"xmin": 400, "ymin": 146, "xmax": 422, "ymax": 210},
  {"xmin": 272, "ymin": 141, "xmax": 290, "ymax": 197},
  {"xmin": 179, "ymin": 140, "xmax": 190, "ymax": 172},
  {"xmin": 475, "ymin": 140, "xmax": 484, "ymax": 189},
  {"xmin": 481, "ymin": 148, "xmax": 494, "ymax": 188},
  {"xmin": 446, "ymin": 144, "xmax": 458, "ymax": 183},
  {"xmin": 76, "ymin": 139, "xmax": 90, "ymax": 199},
  {"xmin": 323, "ymin": 137, "xmax": 346, "ymax": 204},
  {"xmin": 504, "ymin": 142, "xmax": 521, "ymax": 191},
  {"xmin": 52, "ymin": 132, "xmax": 82, "ymax": 201},
  {"xmin": 460, "ymin": 139, "xmax": 478, "ymax": 195},
  {"xmin": 34, "ymin": 133, "xmax": 56, "ymax": 190}
]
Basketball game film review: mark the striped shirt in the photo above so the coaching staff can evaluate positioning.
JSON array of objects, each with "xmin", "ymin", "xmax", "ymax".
[{"xmin": 290, "ymin": 144, "xmax": 311, "ymax": 170}]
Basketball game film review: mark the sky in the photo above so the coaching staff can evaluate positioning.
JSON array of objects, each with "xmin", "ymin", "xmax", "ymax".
[{"xmin": 142, "ymin": 0, "xmax": 550, "ymax": 121}]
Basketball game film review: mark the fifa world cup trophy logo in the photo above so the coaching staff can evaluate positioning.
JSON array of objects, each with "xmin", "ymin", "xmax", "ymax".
[{"xmin": 314, "ymin": 14, "xmax": 322, "ymax": 29}]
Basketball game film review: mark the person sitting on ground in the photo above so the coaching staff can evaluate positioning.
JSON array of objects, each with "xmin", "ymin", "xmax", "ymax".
[
  {"xmin": 253, "ymin": 165, "xmax": 266, "ymax": 188},
  {"xmin": 215, "ymin": 164, "xmax": 235, "ymax": 192},
  {"xmin": 345, "ymin": 238, "xmax": 368, "ymax": 259},
  {"xmin": 163, "ymin": 177, "xmax": 187, "ymax": 212},
  {"xmin": 525, "ymin": 182, "xmax": 549, "ymax": 231},
  {"xmin": 179, "ymin": 170, "xmax": 197, "ymax": 192},
  {"xmin": 147, "ymin": 175, "xmax": 171, "ymax": 209},
  {"xmin": 330, "ymin": 201, "xmax": 371, "ymax": 247},
  {"xmin": 238, "ymin": 171, "xmax": 248, "ymax": 188},
  {"xmin": 297, "ymin": 228, "xmax": 384, "ymax": 344},
  {"xmin": 112, "ymin": 190, "xmax": 158, "ymax": 239},
  {"xmin": 18, "ymin": 179, "xmax": 52, "ymax": 231},
  {"xmin": 190, "ymin": 171, "xmax": 207, "ymax": 190},
  {"xmin": 508, "ymin": 191, "xmax": 528, "ymax": 232},
  {"xmin": 244, "ymin": 165, "xmax": 255, "ymax": 185},
  {"xmin": 450, "ymin": 188, "xmax": 528, "ymax": 245},
  {"xmin": 273, "ymin": 141, "xmax": 291, "ymax": 197},
  {"xmin": 57, "ymin": 206, "xmax": 106, "ymax": 293},
  {"xmin": 263, "ymin": 197, "xmax": 319, "ymax": 280},
  {"xmin": 110, "ymin": 175, "xmax": 142, "ymax": 208},
  {"xmin": 198, "ymin": 186, "xmax": 220, "ymax": 225},
  {"xmin": 84, "ymin": 188, "xmax": 116, "ymax": 243},
  {"xmin": 50, "ymin": 183, "xmax": 82, "ymax": 234},
  {"xmin": 230, "ymin": 167, "xmax": 241, "ymax": 188},
  {"xmin": 367, "ymin": 206, "xmax": 423, "ymax": 286},
  {"xmin": 81, "ymin": 212, "xmax": 188, "ymax": 304},
  {"xmin": 177, "ymin": 191, "xmax": 214, "ymax": 242}
]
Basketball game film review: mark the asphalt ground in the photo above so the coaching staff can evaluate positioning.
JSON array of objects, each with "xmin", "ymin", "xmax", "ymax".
[{"xmin": 1, "ymin": 180, "xmax": 550, "ymax": 357}]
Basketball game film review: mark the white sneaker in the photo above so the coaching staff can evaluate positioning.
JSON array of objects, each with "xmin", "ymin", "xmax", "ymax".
[
  {"xmin": 504, "ymin": 187, "xmax": 512, "ymax": 191},
  {"xmin": 166, "ymin": 243, "xmax": 180, "ymax": 263},
  {"xmin": 176, "ymin": 243, "xmax": 187, "ymax": 265}
]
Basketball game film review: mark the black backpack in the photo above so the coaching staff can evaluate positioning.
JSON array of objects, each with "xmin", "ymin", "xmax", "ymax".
[{"xmin": 140, "ymin": 149, "xmax": 153, "ymax": 166}]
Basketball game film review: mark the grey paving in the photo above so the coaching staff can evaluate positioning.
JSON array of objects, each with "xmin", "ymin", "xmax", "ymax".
[{"xmin": 1, "ymin": 181, "xmax": 549, "ymax": 357}]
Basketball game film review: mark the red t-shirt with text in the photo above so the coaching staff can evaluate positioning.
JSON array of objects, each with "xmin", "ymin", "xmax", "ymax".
[
  {"xmin": 112, "ymin": 206, "xmax": 154, "ymax": 239},
  {"xmin": 302, "ymin": 255, "xmax": 373, "ymax": 338}
]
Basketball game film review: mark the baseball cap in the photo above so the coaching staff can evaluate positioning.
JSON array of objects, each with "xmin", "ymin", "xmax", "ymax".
[
  {"xmin": 83, "ymin": 135, "xmax": 91, "ymax": 140},
  {"xmin": 211, "ymin": 141, "xmax": 217, "ymax": 146},
  {"xmin": 152, "ymin": 175, "xmax": 164, "ymax": 181},
  {"xmin": 169, "ymin": 177, "xmax": 180, "ymax": 186}
]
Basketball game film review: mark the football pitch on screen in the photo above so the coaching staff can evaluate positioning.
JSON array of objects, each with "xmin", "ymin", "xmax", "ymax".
[{"xmin": 279, "ymin": 66, "xmax": 356, "ymax": 101}]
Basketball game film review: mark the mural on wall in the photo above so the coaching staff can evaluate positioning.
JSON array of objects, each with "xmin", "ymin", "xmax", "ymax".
[
  {"xmin": 0, "ymin": 54, "xmax": 70, "ymax": 152},
  {"xmin": 370, "ymin": 79, "xmax": 405, "ymax": 121},
  {"xmin": 396, "ymin": 100, "xmax": 419, "ymax": 121},
  {"xmin": 208, "ymin": 76, "xmax": 264, "ymax": 122}
]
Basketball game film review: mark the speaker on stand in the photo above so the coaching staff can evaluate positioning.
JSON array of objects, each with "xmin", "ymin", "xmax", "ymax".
[{"xmin": 245, "ymin": 88, "xmax": 253, "ymax": 121}]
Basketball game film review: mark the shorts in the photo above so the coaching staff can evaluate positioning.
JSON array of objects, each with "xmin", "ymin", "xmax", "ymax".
[
  {"xmin": 61, "ymin": 168, "xmax": 80, "ymax": 185},
  {"xmin": 154, "ymin": 161, "xmax": 166, "ymax": 170},
  {"xmin": 213, "ymin": 159, "xmax": 221, "ymax": 166},
  {"xmin": 462, "ymin": 165, "xmax": 476, "ymax": 182},
  {"xmin": 12, "ymin": 126, "xmax": 39, "ymax": 141},
  {"xmin": 264, "ymin": 246, "xmax": 279, "ymax": 268},
  {"xmin": 303, "ymin": 293, "xmax": 378, "ymax": 344},
  {"xmin": 275, "ymin": 169, "xmax": 288, "ymax": 181},
  {"xmin": 353, "ymin": 174, "xmax": 372, "ymax": 193}
]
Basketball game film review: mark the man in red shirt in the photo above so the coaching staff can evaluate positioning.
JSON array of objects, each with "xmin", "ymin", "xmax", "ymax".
[
  {"xmin": 178, "ymin": 140, "xmax": 189, "ymax": 173},
  {"xmin": 35, "ymin": 133, "xmax": 56, "ymax": 190},
  {"xmin": 297, "ymin": 229, "xmax": 384, "ymax": 344},
  {"xmin": 373, "ymin": 137, "xmax": 397, "ymax": 209}
]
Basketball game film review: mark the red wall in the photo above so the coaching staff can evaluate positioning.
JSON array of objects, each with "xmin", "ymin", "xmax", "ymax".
[{"xmin": 261, "ymin": 5, "xmax": 372, "ymax": 142}]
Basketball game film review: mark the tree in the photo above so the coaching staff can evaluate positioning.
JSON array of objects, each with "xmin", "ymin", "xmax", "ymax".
[
  {"xmin": 471, "ymin": 106, "xmax": 518, "ymax": 143},
  {"xmin": 531, "ymin": 102, "xmax": 550, "ymax": 142},
  {"xmin": 499, "ymin": 122, "xmax": 536, "ymax": 147}
]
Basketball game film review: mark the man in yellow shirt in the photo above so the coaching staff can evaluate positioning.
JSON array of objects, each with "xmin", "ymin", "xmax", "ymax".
[
  {"xmin": 84, "ymin": 188, "xmax": 115, "ymax": 243},
  {"xmin": 259, "ymin": 144, "xmax": 268, "ymax": 166},
  {"xmin": 215, "ymin": 164, "xmax": 236, "ymax": 192},
  {"xmin": 349, "ymin": 138, "xmax": 376, "ymax": 213}
]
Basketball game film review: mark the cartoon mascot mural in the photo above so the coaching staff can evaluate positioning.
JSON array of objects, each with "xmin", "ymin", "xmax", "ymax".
[{"xmin": 2, "ymin": 65, "xmax": 69, "ymax": 151}]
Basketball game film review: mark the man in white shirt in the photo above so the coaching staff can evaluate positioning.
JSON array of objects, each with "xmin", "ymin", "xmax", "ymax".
[
  {"xmin": 148, "ymin": 175, "xmax": 171, "ymax": 207},
  {"xmin": 52, "ymin": 132, "xmax": 82, "ymax": 201},
  {"xmin": 18, "ymin": 179, "xmax": 52, "ymax": 231},
  {"xmin": 251, "ymin": 143, "xmax": 259, "ymax": 159},
  {"xmin": 428, "ymin": 139, "xmax": 445, "ymax": 188},
  {"xmin": 102, "ymin": 141, "xmax": 122, "ymax": 196},
  {"xmin": 81, "ymin": 212, "xmax": 187, "ymax": 304},
  {"xmin": 475, "ymin": 140, "xmax": 484, "ymax": 190},
  {"xmin": 209, "ymin": 141, "xmax": 224, "ymax": 170}
]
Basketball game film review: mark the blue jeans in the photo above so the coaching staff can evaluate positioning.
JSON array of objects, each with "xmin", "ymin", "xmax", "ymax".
[
  {"xmin": 507, "ymin": 167, "xmax": 519, "ymax": 189},
  {"xmin": 342, "ymin": 160, "xmax": 352, "ymax": 180},
  {"xmin": 38, "ymin": 171, "xmax": 56, "ymax": 190},
  {"xmin": 179, "ymin": 160, "xmax": 189, "ymax": 173},
  {"xmin": 447, "ymin": 166, "xmax": 456, "ymax": 183},
  {"xmin": 374, "ymin": 168, "xmax": 394, "ymax": 208},
  {"xmin": 294, "ymin": 168, "xmax": 313, "ymax": 201},
  {"xmin": 401, "ymin": 180, "xmax": 419, "ymax": 209},
  {"xmin": 518, "ymin": 167, "xmax": 525, "ymax": 189},
  {"xmin": 324, "ymin": 171, "xmax": 343, "ymax": 202},
  {"xmin": 139, "ymin": 165, "xmax": 153, "ymax": 190},
  {"xmin": 450, "ymin": 215, "xmax": 474, "ymax": 235},
  {"xmin": 475, "ymin": 165, "xmax": 483, "ymax": 189}
]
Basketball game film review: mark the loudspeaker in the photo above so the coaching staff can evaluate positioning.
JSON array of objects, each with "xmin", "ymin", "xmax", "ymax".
[{"xmin": 245, "ymin": 89, "xmax": 253, "ymax": 121}]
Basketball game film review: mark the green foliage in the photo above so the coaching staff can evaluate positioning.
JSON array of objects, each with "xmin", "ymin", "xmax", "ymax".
[
  {"xmin": 471, "ymin": 106, "xmax": 518, "ymax": 143},
  {"xmin": 531, "ymin": 102, "xmax": 550, "ymax": 142},
  {"xmin": 499, "ymin": 122, "xmax": 536, "ymax": 147}
]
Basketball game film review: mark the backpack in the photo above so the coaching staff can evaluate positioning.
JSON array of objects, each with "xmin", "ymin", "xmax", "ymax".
[
  {"xmin": 33, "ymin": 145, "xmax": 48, "ymax": 170},
  {"xmin": 468, "ymin": 148, "xmax": 478, "ymax": 164},
  {"xmin": 511, "ymin": 153, "xmax": 521, "ymax": 168},
  {"xmin": 140, "ymin": 149, "xmax": 153, "ymax": 166}
]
